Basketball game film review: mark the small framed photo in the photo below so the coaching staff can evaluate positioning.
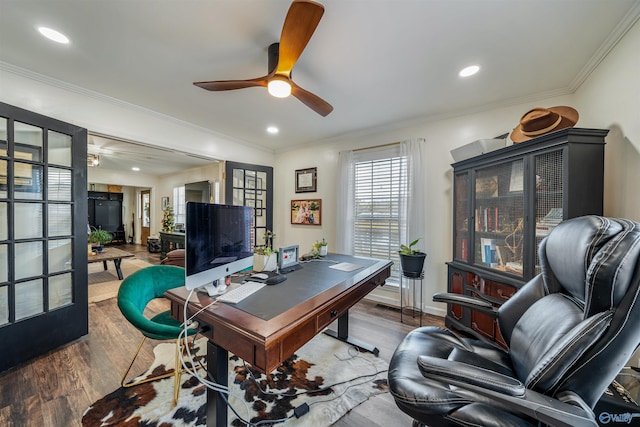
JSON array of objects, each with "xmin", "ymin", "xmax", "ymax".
[
  {"xmin": 278, "ymin": 245, "xmax": 300, "ymax": 271},
  {"xmin": 291, "ymin": 199, "xmax": 321, "ymax": 225},
  {"xmin": 295, "ymin": 167, "xmax": 317, "ymax": 193},
  {"xmin": 161, "ymin": 197, "xmax": 170, "ymax": 210}
]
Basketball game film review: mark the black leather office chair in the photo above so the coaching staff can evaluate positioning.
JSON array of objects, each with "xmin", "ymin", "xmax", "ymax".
[{"xmin": 388, "ymin": 216, "xmax": 640, "ymax": 427}]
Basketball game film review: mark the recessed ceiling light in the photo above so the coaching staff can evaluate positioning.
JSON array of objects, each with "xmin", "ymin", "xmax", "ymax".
[
  {"xmin": 132, "ymin": 167, "xmax": 140, "ymax": 172},
  {"xmin": 459, "ymin": 65, "xmax": 480, "ymax": 77},
  {"xmin": 266, "ymin": 126, "xmax": 279, "ymax": 134},
  {"xmin": 38, "ymin": 26, "xmax": 70, "ymax": 44}
]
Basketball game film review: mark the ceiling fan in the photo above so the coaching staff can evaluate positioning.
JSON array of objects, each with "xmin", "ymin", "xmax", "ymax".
[{"xmin": 193, "ymin": 0, "xmax": 333, "ymax": 117}]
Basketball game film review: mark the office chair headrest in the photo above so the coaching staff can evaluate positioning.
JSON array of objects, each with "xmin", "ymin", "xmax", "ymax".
[
  {"xmin": 585, "ymin": 218, "xmax": 640, "ymax": 316},
  {"xmin": 540, "ymin": 216, "xmax": 623, "ymax": 304}
]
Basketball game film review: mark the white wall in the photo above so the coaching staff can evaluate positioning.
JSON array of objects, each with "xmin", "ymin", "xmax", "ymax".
[
  {"xmin": 573, "ymin": 19, "xmax": 640, "ymax": 220},
  {"xmin": 274, "ymin": 19, "xmax": 640, "ymax": 315}
]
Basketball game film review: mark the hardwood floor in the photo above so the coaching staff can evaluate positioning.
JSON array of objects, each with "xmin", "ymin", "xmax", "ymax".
[{"xmin": 0, "ymin": 248, "xmax": 444, "ymax": 426}]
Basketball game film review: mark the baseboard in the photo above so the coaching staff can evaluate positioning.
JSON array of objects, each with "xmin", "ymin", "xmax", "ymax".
[{"xmin": 364, "ymin": 288, "xmax": 447, "ymax": 318}]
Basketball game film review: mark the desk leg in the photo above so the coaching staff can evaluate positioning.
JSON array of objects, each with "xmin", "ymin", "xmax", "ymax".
[
  {"xmin": 323, "ymin": 311, "xmax": 380, "ymax": 356},
  {"xmin": 207, "ymin": 341, "xmax": 228, "ymax": 427},
  {"xmin": 102, "ymin": 260, "xmax": 108, "ymax": 271},
  {"xmin": 113, "ymin": 259, "xmax": 124, "ymax": 280}
]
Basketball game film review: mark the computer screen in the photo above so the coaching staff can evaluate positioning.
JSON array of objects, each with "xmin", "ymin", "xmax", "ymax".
[{"xmin": 185, "ymin": 202, "xmax": 254, "ymax": 290}]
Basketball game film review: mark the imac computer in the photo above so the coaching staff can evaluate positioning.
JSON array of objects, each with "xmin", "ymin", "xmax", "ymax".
[{"xmin": 185, "ymin": 202, "xmax": 254, "ymax": 293}]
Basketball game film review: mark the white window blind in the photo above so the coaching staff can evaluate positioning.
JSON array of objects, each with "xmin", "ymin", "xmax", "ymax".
[
  {"xmin": 173, "ymin": 186, "xmax": 186, "ymax": 225},
  {"xmin": 352, "ymin": 148, "xmax": 407, "ymax": 283}
]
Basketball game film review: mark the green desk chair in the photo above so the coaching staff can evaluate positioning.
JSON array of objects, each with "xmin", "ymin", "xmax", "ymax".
[{"xmin": 117, "ymin": 265, "xmax": 197, "ymax": 406}]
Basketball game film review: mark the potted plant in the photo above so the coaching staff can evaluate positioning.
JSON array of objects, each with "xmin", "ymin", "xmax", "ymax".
[
  {"xmin": 312, "ymin": 238, "xmax": 328, "ymax": 257},
  {"xmin": 399, "ymin": 238, "xmax": 426, "ymax": 278},
  {"xmin": 254, "ymin": 230, "xmax": 277, "ymax": 271},
  {"xmin": 253, "ymin": 247, "xmax": 278, "ymax": 272},
  {"xmin": 89, "ymin": 228, "xmax": 113, "ymax": 252}
]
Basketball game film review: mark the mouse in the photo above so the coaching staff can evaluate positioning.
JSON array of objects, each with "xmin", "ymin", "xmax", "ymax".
[
  {"xmin": 251, "ymin": 272, "xmax": 269, "ymax": 280},
  {"xmin": 266, "ymin": 275, "xmax": 287, "ymax": 285}
]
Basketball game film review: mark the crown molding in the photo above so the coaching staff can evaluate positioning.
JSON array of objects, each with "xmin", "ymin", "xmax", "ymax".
[{"xmin": 569, "ymin": 1, "xmax": 640, "ymax": 92}]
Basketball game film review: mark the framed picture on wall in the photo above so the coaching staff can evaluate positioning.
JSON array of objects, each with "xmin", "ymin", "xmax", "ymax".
[
  {"xmin": 161, "ymin": 197, "xmax": 170, "ymax": 210},
  {"xmin": 295, "ymin": 167, "xmax": 317, "ymax": 193},
  {"xmin": 291, "ymin": 199, "xmax": 321, "ymax": 225}
]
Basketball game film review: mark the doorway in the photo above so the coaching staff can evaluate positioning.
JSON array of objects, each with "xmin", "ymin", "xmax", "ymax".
[{"xmin": 140, "ymin": 189, "xmax": 151, "ymax": 245}]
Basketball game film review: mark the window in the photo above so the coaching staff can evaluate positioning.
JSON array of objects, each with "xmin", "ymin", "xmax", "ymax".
[
  {"xmin": 351, "ymin": 146, "xmax": 407, "ymax": 283},
  {"xmin": 173, "ymin": 186, "xmax": 185, "ymax": 225}
]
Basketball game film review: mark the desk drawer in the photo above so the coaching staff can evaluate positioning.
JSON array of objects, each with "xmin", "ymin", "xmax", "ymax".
[{"xmin": 316, "ymin": 279, "xmax": 378, "ymax": 331}]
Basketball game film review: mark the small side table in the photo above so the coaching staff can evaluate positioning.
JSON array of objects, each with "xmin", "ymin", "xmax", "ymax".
[{"xmin": 400, "ymin": 273, "xmax": 424, "ymax": 326}]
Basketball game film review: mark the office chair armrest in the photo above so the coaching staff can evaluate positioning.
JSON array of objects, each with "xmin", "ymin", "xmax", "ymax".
[
  {"xmin": 432, "ymin": 292, "xmax": 498, "ymax": 317},
  {"xmin": 418, "ymin": 355, "xmax": 525, "ymax": 397},
  {"xmin": 417, "ymin": 356, "xmax": 597, "ymax": 427}
]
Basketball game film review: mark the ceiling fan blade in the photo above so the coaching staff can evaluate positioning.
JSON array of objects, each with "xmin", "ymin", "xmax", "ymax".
[
  {"xmin": 291, "ymin": 82, "xmax": 333, "ymax": 117},
  {"xmin": 193, "ymin": 75, "xmax": 270, "ymax": 91},
  {"xmin": 277, "ymin": 0, "xmax": 325, "ymax": 76}
]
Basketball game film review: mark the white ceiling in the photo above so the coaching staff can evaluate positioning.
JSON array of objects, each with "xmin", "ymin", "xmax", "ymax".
[{"xmin": 1, "ymin": 0, "xmax": 639, "ymax": 171}]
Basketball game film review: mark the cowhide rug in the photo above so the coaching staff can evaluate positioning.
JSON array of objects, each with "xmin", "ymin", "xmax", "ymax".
[{"xmin": 82, "ymin": 333, "xmax": 388, "ymax": 426}]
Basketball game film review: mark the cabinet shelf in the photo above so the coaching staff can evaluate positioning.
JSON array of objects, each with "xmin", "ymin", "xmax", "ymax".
[{"xmin": 448, "ymin": 128, "xmax": 607, "ymax": 347}]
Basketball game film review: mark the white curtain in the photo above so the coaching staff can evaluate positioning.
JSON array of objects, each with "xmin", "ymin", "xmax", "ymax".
[
  {"xmin": 399, "ymin": 138, "xmax": 427, "ymax": 309},
  {"xmin": 336, "ymin": 150, "xmax": 354, "ymax": 254},
  {"xmin": 399, "ymin": 138, "xmax": 427, "ymax": 253}
]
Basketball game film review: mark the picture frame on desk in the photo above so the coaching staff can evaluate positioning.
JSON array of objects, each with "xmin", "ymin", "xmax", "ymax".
[
  {"xmin": 291, "ymin": 199, "xmax": 321, "ymax": 225},
  {"xmin": 295, "ymin": 167, "xmax": 317, "ymax": 193}
]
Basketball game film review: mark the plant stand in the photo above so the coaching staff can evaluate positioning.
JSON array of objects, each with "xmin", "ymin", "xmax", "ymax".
[{"xmin": 400, "ymin": 273, "xmax": 424, "ymax": 327}]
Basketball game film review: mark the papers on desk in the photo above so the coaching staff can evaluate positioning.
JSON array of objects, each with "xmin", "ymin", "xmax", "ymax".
[{"xmin": 330, "ymin": 262, "xmax": 363, "ymax": 272}]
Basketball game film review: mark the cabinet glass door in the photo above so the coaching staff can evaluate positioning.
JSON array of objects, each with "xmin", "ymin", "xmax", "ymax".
[
  {"xmin": 473, "ymin": 160, "xmax": 524, "ymax": 276},
  {"xmin": 533, "ymin": 149, "xmax": 564, "ymax": 275},
  {"xmin": 453, "ymin": 172, "xmax": 469, "ymax": 262}
]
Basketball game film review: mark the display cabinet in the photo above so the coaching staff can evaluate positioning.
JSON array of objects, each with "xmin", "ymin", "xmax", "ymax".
[
  {"xmin": 88, "ymin": 191, "xmax": 125, "ymax": 243},
  {"xmin": 447, "ymin": 128, "xmax": 608, "ymax": 346}
]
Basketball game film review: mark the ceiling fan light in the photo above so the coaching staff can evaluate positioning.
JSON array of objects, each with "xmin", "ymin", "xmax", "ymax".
[
  {"xmin": 268, "ymin": 79, "xmax": 292, "ymax": 98},
  {"xmin": 88, "ymin": 154, "xmax": 100, "ymax": 167}
]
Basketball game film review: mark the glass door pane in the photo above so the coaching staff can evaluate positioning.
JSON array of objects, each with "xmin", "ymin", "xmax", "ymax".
[
  {"xmin": 534, "ymin": 150, "xmax": 564, "ymax": 275},
  {"xmin": 474, "ymin": 160, "xmax": 524, "ymax": 276},
  {"xmin": 454, "ymin": 172, "xmax": 469, "ymax": 262},
  {"xmin": 226, "ymin": 162, "xmax": 273, "ymax": 252}
]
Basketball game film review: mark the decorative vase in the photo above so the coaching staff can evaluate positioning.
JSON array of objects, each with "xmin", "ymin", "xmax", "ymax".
[
  {"xmin": 399, "ymin": 252, "xmax": 426, "ymax": 278},
  {"xmin": 319, "ymin": 245, "xmax": 328, "ymax": 256},
  {"xmin": 253, "ymin": 254, "xmax": 277, "ymax": 272}
]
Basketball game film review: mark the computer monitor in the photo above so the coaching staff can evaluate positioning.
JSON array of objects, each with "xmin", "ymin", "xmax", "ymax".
[{"xmin": 185, "ymin": 202, "xmax": 254, "ymax": 291}]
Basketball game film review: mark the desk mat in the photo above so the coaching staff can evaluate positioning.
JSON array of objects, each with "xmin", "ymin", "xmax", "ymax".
[{"xmin": 229, "ymin": 255, "xmax": 378, "ymax": 320}]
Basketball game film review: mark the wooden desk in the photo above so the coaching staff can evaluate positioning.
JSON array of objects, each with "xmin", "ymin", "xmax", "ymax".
[
  {"xmin": 87, "ymin": 247, "xmax": 134, "ymax": 280},
  {"xmin": 166, "ymin": 254, "xmax": 392, "ymax": 427}
]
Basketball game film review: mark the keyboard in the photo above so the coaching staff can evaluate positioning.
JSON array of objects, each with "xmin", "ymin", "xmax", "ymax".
[{"xmin": 216, "ymin": 281, "xmax": 266, "ymax": 304}]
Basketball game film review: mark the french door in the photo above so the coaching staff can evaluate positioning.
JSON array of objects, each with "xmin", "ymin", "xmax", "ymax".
[
  {"xmin": 225, "ymin": 162, "xmax": 273, "ymax": 250},
  {"xmin": 0, "ymin": 102, "xmax": 88, "ymax": 372}
]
